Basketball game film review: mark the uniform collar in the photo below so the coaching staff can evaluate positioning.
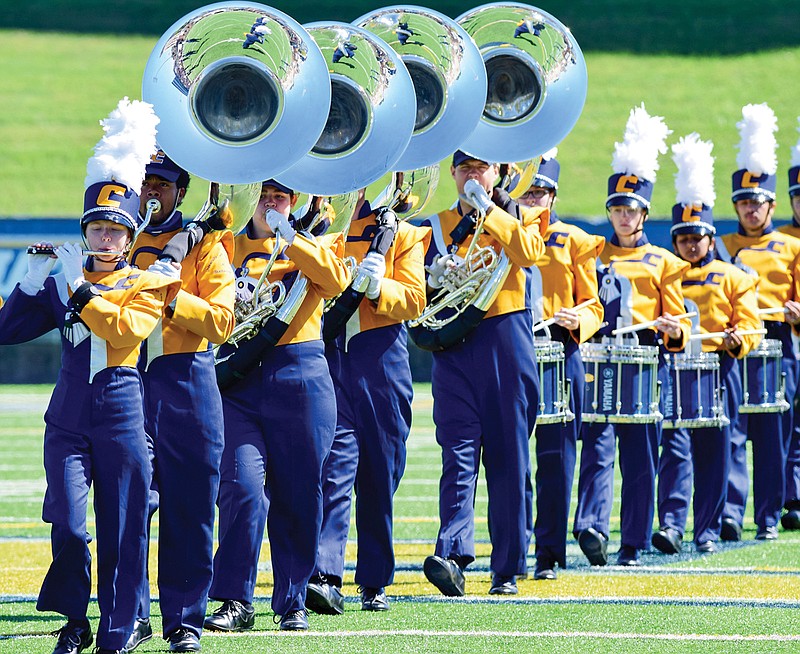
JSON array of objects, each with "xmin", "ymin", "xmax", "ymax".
[
  {"xmin": 144, "ymin": 210, "xmax": 183, "ymax": 235},
  {"xmin": 610, "ymin": 233, "xmax": 649, "ymax": 248}
]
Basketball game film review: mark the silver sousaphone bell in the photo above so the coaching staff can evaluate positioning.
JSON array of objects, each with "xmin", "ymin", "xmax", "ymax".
[
  {"xmin": 275, "ymin": 21, "xmax": 416, "ymax": 196},
  {"xmin": 355, "ymin": 5, "xmax": 487, "ymax": 171},
  {"xmin": 457, "ymin": 2, "xmax": 588, "ymax": 163},
  {"xmin": 142, "ymin": 1, "xmax": 331, "ymax": 185}
]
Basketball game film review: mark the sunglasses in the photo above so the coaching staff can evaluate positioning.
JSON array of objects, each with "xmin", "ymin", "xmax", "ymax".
[{"xmin": 519, "ymin": 188, "xmax": 553, "ymax": 200}]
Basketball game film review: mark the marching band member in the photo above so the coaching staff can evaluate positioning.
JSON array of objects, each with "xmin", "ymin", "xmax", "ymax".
[
  {"xmin": 653, "ymin": 134, "xmax": 760, "ymax": 556},
  {"xmin": 306, "ymin": 189, "xmax": 430, "ymax": 615},
  {"xmin": 205, "ymin": 180, "xmax": 349, "ymax": 631},
  {"xmin": 573, "ymin": 105, "xmax": 690, "ymax": 567},
  {"xmin": 419, "ymin": 150, "xmax": 547, "ymax": 596},
  {"xmin": 0, "ymin": 99, "xmax": 179, "ymax": 654},
  {"xmin": 126, "ymin": 152, "xmax": 235, "ymax": 652},
  {"xmin": 517, "ymin": 150, "xmax": 604, "ymax": 580},
  {"xmin": 719, "ymin": 104, "xmax": 800, "ymax": 541},
  {"xmin": 775, "ymin": 122, "xmax": 800, "ymax": 531}
]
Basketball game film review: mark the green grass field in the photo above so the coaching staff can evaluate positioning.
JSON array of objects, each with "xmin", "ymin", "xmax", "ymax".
[
  {"xmin": 2, "ymin": 384, "xmax": 799, "ymax": 653},
  {"xmin": 2, "ymin": 2, "xmax": 800, "ymax": 221}
]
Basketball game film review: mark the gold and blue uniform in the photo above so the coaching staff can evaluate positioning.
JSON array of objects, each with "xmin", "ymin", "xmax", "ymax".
[
  {"xmin": 775, "ymin": 221, "xmax": 800, "ymax": 516},
  {"xmin": 419, "ymin": 202, "xmax": 546, "ymax": 578},
  {"xmin": 720, "ymin": 226, "xmax": 800, "ymax": 532},
  {"xmin": 129, "ymin": 210, "xmax": 235, "ymax": 639},
  {"xmin": 574, "ymin": 235, "xmax": 690, "ymax": 552},
  {"xmin": 657, "ymin": 254, "xmax": 760, "ymax": 546},
  {"xmin": 0, "ymin": 263, "xmax": 178, "ymax": 651},
  {"xmin": 210, "ymin": 221, "xmax": 349, "ymax": 617},
  {"xmin": 315, "ymin": 208, "xmax": 430, "ymax": 593},
  {"xmin": 530, "ymin": 217, "xmax": 604, "ymax": 570}
]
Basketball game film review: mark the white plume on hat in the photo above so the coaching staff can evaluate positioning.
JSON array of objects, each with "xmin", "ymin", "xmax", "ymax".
[
  {"xmin": 611, "ymin": 103, "xmax": 671, "ymax": 182},
  {"xmin": 672, "ymin": 133, "xmax": 715, "ymax": 208},
  {"xmin": 84, "ymin": 97, "xmax": 160, "ymax": 191},
  {"xmin": 791, "ymin": 117, "xmax": 800, "ymax": 167},
  {"xmin": 541, "ymin": 147, "xmax": 558, "ymax": 161},
  {"xmin": 735, "ymin": 103, "xmax": 778, "ymax": 175}
]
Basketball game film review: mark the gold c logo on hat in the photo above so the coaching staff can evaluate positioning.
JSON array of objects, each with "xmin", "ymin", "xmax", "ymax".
[
  {"xmin": 742, "ymin": 171, "xmax": 763, "ymax": 188},
  {"xmin": 794, "ymin": 170, "xmax": 800, "ymax": 185},
  {"xmin": 151, "ymin": 149, "xmax": 167, "ymax": 164},
  {"xmin": 681, "ymin": 204, "xmax": 703, "ymax": 222},
  {"xmin": 615, "ymin": 175, "xmax": 639, "ymax": 193},
  {"xmin": 96, "ymin": 183, "xmax": 128, "ymax": 208}
]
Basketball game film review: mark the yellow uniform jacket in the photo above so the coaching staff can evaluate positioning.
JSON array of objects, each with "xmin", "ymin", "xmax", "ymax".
[
  {"xmin": 233, "ymin": 230, "xmax": 350, "ymax": 345},
  {"xmin": 536, "ymin": 218, "xmax": 605, "ymax": 343},
  {"xmin": 681, "ymin": 257, "xmax": 761, "ymax": 357},
  {"xmin": 600, "ymin": 239, "xmax": 691, "ymax": 351},
  {"xmin": 131, "ymin": 229, "xmax": 236, "ymax": 364},
  {"xmin": 721, "ymin": 228, "xmax": 800, "ymax": 326},
  {"xmin": 342, "ymin": 216, "xmax": 431, "ymax": 334},
  {"xmin": 423, "ymin": 203, "xmax": 547, "ymax": 319}
]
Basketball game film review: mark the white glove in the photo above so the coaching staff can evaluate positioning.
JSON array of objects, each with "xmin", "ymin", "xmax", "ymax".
[
  {"xmin": 265, "ymin": 209, "xmax": 296, "ymax": 245},
  {"xmin": 425, "ymin": 253, "xmax": 464, "ymax": 289},
  {"xmin": 19, "ymin": 247, "xmax": 57, "ymax": 295},
  {"xmin": 359, "ymin": 251, "xmax": 386, "ymax": 300},
  {"xmin": 55, "ymin": 242, "xmax": 86, "ymax": 291},
  {"xmin": 461, "ymin": 179, "xmax": 495, "ymax": 214},
  {"xmin": 148, "ymin": 260, "xmax": 182, "ymax": 280}
]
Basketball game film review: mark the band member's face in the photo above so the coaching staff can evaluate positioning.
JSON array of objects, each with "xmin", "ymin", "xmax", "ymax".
[
  {"xmin": 734, "ymin": 197, "xmax": 774, "ymax": 236},
  {"xmin": 674, "ymin": 233, "xmax": 712, "ymax": 264},
  {"xmin": 140, "ymin": 175, "xmax": 184, "ymax": 225},
  {"xmin": 256, "ymin": 185, "xmax": 294, "ymax": 219},
  {"xmin": 518, "ymin": 185, "xmax": 554, "ymax": 209},
  {"xmin": 792, "ymin": 195, "xmax": 800, "ymax": 223},
  {"xmin": 85, "ymin": 220, "xmax": 131, "ymax": 260},
  {"xmin": 451, "ymin": 159, "xmax": 499, "ymax": 195},
  {"xmin": 608, "ymin": 204, "xmax": 645, "ymax": 237}
]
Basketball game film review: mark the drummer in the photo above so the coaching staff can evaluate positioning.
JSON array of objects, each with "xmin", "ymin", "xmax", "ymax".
[
  {"xmin": 718, "ymin": 103, "xmax": 800, "ymax": 541},
  {"xmin": 774, "ymin": 139, "xmax": 800, "ymax": 531},
  {"xmin": 517, "ymin": 149, "xmax": 604, "ymax": 580},
  {"xmin": 653, "ymin": 134, "xmax": 761, "ymax": 556},
  {"xmin": 573, "ymin": 104, "xmax": 691, "ymax": 567}
]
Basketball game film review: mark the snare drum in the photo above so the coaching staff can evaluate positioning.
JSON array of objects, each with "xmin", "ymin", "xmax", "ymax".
[
  {"xmin": 661, "ymin": 352, "xmax": 728, "ymax": 429},
  {"xmin": 580, "ymin": 342, "xmax": 661, "ymax": 423},
  {"xmin": 534, "ymin": 339, "xmax": 573, "ymax": 424},
  {"xmin": 739, "ymin": 338, "xmax": 790, "ymax": 413}
]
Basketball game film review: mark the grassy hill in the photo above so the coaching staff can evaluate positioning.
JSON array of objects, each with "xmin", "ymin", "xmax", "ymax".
[{"xmin": 1, "ymin": 2, "xmax": 799, "ymax": 221}]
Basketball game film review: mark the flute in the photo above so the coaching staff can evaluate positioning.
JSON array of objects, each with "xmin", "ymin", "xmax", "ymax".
[
  {"xmin": 757, "ymin": 307, "xmax": 789, "ymax": 316},
  {"xmin": 611, "ymin": 311, "xmax": 697, "ymax": 336},
  {"xmin": 25, "ymin": 199, "xmax": 161, "ymax": 257},
  {"xmin": 532, "ymin": 298, "xmax": 597, "ymax": 333}
]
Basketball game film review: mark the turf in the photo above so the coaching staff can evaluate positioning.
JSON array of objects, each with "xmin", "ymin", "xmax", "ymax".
[{"xmin": 1, "ymin": 384, "xmax": 798, "ymax": 653}]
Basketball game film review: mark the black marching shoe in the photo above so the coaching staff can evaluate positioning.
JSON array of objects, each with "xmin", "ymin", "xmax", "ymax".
[
  {"xmin": 617, "ymin": 545, "xmax": 641, "ymax": 566},
  {"xmin": 360, "ymin": 586, "xmax": 390, "ymax": 611},
  {"xmin": 696, "ymin": 541, "xmax": 717, "ymax": 554},
  {"xmin": 279, "ymin": 609, "xmax": 308, "ymax": 631},
  {"xmin": 720, "ymin": 518, "xmax": 742, "ymax": 542},
  {"xmin": 423, "ymin": 555, "xmax": 465, "ymax": 596},
  {"xmin": 781, "ymin": 509, "xmax": 800, "ymax": 530},
  {"xmin": 306, "ymin": 575, "xmax": 345, "ymax": 615},
  {"xmin": 203, "ymin": 599, "xmax": 255, "ymax": 632},
  {"xmin": 124, "ymin": 618, "xmax": 152, "ymax": 652},
  {"xmin": 651, "ymin": 527, "xmax": 682, "ymax": 555},
  {"xmin": 488, "ymin": 574, "xmax": 518, "ymax": 595},
  {"xmin": 578, "ymin": 528, "xmax": 608, "ymax": 566},
  {"xmin": 51, "ymin": 620, "xmax": 93, "ymax": 654},
  {"xmin": 166, "ymin": 628, "xmax": 201, "ymax": 653},
  {"xmin": 93, "ymin": 649, "xmax": 128, "ymax": 654},
  {"xmin": 533, "ymin": 556, "xmax": 557, "ymax": 581},
  {"xmin": 755, "ymin": 525, "xmax": 779, "ymax": 541}
]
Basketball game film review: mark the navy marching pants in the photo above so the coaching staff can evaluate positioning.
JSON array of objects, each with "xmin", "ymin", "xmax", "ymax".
[{"xmin": 431, "ymin": 312, "xmax": 538, "ymax": 576}]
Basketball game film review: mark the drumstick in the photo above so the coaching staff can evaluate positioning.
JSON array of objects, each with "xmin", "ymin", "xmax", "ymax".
[
  {"xmin": 688, "ymin": 328, "xmax": 768, "ymax": 341},
  {"xmin": 757, "ymin": 307, "xmax": 789, "ymax": 316},
  {"xmin": 611, "ymin": 311, "xmax": 697, "ymax": 336},
  {"xmin": 532, "ymin": 298, "xmax": 597, "ymax": 333}
]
